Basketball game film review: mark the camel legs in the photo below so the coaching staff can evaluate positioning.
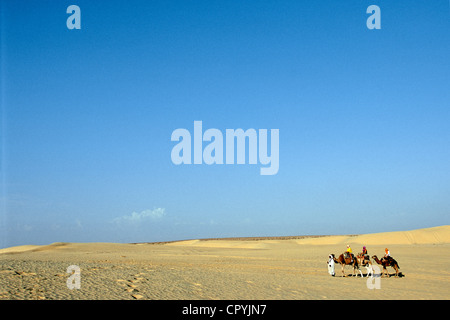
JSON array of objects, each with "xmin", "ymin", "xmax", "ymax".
[
  {"xmin": 341, "ymin": 264, "xmax": 353, "ymax": 277},
  {"xmin": 363, "ymin": 262, "xmax": 373, "ymax": 277},
  {"xmin": 382, "ymin": 265, "xmax": 400, "ymax": 277},
  {"xmin": 381, "ymin": 266, "xmax": 389, "ymax": 278},
  {"xmin": 393, "ymin": 265, "xmax": 399, "ymax": 277},
  {"xmin": 357, "ymin": 261, "xmax": 373, "ymax": 278},
  {"xmin": 357, "ymin": 268, "xmax": 363, "ymax": 277},
  {"xmin": 342, "ymin": 263, "xmax": 378, "ymax": 278},
  {"xmin": 351, "ymin": 265, "xmax": 358, "ymax": 277},
  {"xmin": 366, "ymin": 265, "xmax": 373, "ymax": 277},
  {"xmin": 341, "ymin": 263, "xmax": 361, "ymax": 277},
  {"xmin": 353, "ymin": 263, "xmax": 362, "ymax": 277}
]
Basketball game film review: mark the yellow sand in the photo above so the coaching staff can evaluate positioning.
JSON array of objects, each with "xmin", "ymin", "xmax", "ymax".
[{"xmin": 1, "ymin": 225, "xmax": 449, "ymax": 300}]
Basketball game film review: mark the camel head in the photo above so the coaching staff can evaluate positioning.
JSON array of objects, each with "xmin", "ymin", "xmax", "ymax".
[{"xmin": 371, "ymin": 255, "xmax": 382, "ymax": 264}]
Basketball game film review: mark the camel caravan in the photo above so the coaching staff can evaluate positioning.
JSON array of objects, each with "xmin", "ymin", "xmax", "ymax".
[{"xmin": 327, "ymin": 246, "xmax": 402, "ymax": 278}]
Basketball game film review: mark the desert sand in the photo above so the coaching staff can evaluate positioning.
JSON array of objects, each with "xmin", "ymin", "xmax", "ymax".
[{"xmin": 0, "ymin": 225, "xmax": 449, "ymax": 300}]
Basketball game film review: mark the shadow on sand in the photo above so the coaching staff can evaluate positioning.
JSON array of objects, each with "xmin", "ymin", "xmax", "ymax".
[{"xmin": 340, "ymin": 272, "xmax": 405, "ymax": 278}]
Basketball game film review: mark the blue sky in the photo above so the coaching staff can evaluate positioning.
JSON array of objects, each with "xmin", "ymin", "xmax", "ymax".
[{"xmin": 1, "ymin": 0, "xmax": 449, "ymax": 248}]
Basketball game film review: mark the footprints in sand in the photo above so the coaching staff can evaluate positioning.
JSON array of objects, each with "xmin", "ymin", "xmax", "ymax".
[
  {"xmin": 116, "ymin": 272, "xmax": 150, "ymax": 299},
  {"xmin": 0, "ymin": 267, "xmax": 47, "ymax": 300},
  {"xmin": 0, "ymin": 261, "xmax": 161, "ymax": 300},
  {"xmin": 190, "ymin": 282, "xmax": 204, "ymax": 296}
]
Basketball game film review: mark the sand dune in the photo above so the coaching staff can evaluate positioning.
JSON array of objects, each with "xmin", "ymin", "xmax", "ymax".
[
  {"xmin": 295, "ymin": 225, "xmax": 450, "ymax": 246},
  {"xmin": 1, "ymin": 225, "xmax": 449, "ymax": 300},
  {"xmin": 163, "ymin": 225, "xmax": 450, "ymax": 248},
  {"xmin": 2, "ymin": 225, "xmax": 448, "ymax": 254},
  {"xmin": 348, "ymin": 225, "xmax": 450, "ymax": 245},
  {"xmin": 0, "ymin": 245, "xmax": 43, "ymax": 254}
]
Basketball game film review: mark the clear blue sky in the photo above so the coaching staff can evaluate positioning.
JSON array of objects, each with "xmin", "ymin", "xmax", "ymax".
[{"xmin": 1, "ymin": 0, "xmax": 449, "ymax": 248}]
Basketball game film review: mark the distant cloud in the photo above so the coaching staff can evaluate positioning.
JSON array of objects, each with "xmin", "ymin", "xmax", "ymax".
[
  {"xmin": 23, "ymin": 224, "xmax": 33, "ymax": 232},
  {"xmin": 112, "ymin": 208, "xmax": 166, "ymax": 225},
  {"xmin": 75, "ymin": 219, "xmax": 82, "ymax": 228}
]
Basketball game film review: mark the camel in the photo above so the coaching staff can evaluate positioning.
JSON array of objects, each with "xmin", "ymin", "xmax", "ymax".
[
  {"xmin": 355, "ymin": 253, "xmax": 373, "ymax": 277},
  {"xmin": 372, "ymin": 255, "xmax": 400, "ymax": 277},
  {"xmin": 332, "ymin": 253, "xmax": 359, "ymax": 277}
]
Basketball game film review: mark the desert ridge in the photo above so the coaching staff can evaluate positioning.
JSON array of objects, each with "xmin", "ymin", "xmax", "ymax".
[
  {"xmin": 1, "ymin": 225, "xmax": 449, "ymax": 254},
  {"xmin": 293, "ymin": 225, "xmax": 450, "ymax": 246}
]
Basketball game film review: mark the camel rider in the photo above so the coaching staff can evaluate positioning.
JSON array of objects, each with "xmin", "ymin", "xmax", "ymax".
[
  {"xmin": 362, "ymin": 246, "xmax": 368, "ymax": 258},
  {"xmin": 383, "ymin": 248, "xmax": 391, "ymax": 261},
  {"xmin": 346, "ymin": 245, "xmax": 353, "ymax": 262}
]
